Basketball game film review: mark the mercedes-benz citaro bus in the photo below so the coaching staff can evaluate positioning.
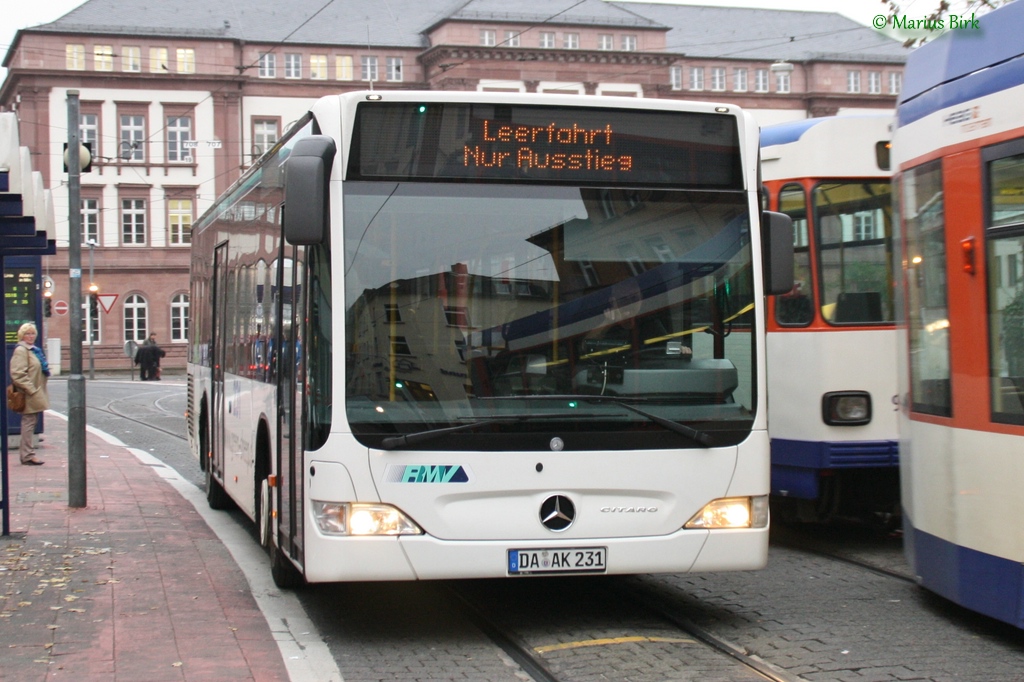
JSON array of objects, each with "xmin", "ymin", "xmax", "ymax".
[{"xmin": 186, "ymin": 91, "xmax": 793, "ymax": 587}]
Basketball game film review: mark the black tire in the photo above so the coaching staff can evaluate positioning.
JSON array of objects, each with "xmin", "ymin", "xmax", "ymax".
[
  {"xmin": 270, "ymin": 541, "xmax": 305, "ymax": 589},
  {"xmin": 257, "ymin": 477, "xmax": 271, "ymax": 550},
  {"xmin": 205, "ymin": 456, "xmax": 233, "ymax": 510}
]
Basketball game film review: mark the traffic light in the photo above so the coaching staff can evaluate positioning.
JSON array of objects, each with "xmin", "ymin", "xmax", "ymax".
[
  {"xmin": 89, "ymin": 292, "xmax": 99, "ymax": 316},
  {"xmin": 42, "ymin": 276, "xmax": 53, "ymax": 317}
]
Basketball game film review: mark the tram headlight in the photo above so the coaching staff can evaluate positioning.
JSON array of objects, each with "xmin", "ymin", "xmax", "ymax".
[
  {"xmin": 822, "ymin": 391, "xmax": 871, "ymax": 426},
  {"xmin": 684, "ymin": 496, "xmax": 768, "ymax": 529},
  {"xmin": 312, "ymin": 501, "xmax": 423, "ymax": 536}
]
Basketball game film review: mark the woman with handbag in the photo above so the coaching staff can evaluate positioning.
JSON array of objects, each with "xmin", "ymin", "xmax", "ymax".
[{"xmin": 10, "ymin": 322, "xmax": 49, "ymax": 465}]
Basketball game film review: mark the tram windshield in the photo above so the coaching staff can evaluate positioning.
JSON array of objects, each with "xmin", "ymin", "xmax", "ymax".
[{"xmin": 343, "ymin": 182, "xmax": 756, "ymax": 450}]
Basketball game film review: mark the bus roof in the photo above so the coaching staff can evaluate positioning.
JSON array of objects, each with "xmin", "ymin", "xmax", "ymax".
[{"xmin": 897, "ymin": 1, "xmax": 1024, "ymax": 126}]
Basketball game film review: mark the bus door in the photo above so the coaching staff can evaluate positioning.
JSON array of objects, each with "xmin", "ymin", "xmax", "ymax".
[
  {"xmin": 277, "ymin": 246, "xmax": 306, "ymax": 565},
  {"xmin": 211, "ymin": 243, "xmax": 228, "ymax": 481}
]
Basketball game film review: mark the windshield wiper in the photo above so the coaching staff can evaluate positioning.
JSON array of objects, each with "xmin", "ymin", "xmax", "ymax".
[
  {"xmin": 377, "ymin": 411, "xmax": 609, "ymax": 450},
  {"xmin": 476, "ymin": 395, "xmax": 714, "ymax": 447}
]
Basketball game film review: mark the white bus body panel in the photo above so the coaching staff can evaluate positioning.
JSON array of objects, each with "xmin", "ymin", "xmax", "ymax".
[{"xmin": 302, "ymin": 430, "xmax": 770, "ymax": 581}]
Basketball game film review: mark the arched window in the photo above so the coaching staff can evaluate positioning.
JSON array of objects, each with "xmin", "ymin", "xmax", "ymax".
[
  {"xmin": 124, "ymin": 294, "xmax": 148, "ymax": 342},
  {"xmin": 171, "ymin": 293, "xmax": 189, "ymax": 342}
]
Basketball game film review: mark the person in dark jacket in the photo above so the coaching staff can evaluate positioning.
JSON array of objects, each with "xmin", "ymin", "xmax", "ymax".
[{"xmin": 135, "ymin": 334, "xmax": 167, "ymax": 380}]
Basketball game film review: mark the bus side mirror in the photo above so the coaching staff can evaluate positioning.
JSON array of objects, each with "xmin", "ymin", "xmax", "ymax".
[
  {"xmin": 762, "ymin": 210, "xmax": 794, "ymax": 296},
  {"xmin": 284, "ymin": 135, "xmax": 337, "ymax": 245}
]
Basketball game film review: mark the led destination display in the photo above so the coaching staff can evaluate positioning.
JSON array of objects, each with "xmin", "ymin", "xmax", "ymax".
[{"xmin": 349, "ymin": 102, "xmax": 742, "ymax": 188}]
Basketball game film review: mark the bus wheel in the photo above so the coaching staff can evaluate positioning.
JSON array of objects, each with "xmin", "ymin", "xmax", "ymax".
[
  {"xmin": 258, "ymin": 478, "xmax": 271, "ymax": 550},
  {"xmin": 270, "ymin": 541, "xmax": 305, "ymax": 589},
  {"xmin": 205, "ymin": 454, "xmax": 233, "ymax": 510}
]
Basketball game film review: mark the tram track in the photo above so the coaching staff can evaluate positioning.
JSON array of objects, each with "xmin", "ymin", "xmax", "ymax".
[
  {"xmin": 447, "ymin": 577, "xmax": 797, "ymax": 682},
  {"xmin": 91, "ymin": 395, "xmax": 189, "ymax": 442}
]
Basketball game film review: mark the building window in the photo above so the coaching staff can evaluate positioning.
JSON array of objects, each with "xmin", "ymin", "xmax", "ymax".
[
  {"xmin": 621, "ymin": 35, "xmax": 637, "ymax": 51},
  {"xmin": 598, "ymin": 34, "xmax": 614, "ymax": 51},
  {"xmin": 310, "ymin": 54, "xmax": 327, "ymax": 79},
  {"xmin": 563, "ymin": 33, "xmax": 579, "ymax": 49},
  {"xmin": 734, "ymin": 67, "xmax": 748, "ymax": 92},
  {"xmin": 336, "ymin": 55, "xmax": 353, "ymax": 80},
  {"xmin": 253, "ymin": 119, "xmax": 279, "ymax": 157},
  {"xmin": 670, "ymin": 66, "xmax": 682, "ymax": 91},
  {"xmin": 122, "ymin": 46, "xmax": 141, "ymax": 72},
  {"xmin": 80, "ymin": 113, "xmax": 99, "ymax": 153},
  {"xmin": 711, "ymin": 67, "xmax": 726, "ymax": 91},
  {"xmin": 847, "ymin": 70, "xmax": 861, "ymax": 93},
  {"xmin": 171, "ymin": 294, "xmax": 189, "ymax": 342},
  {"xmin": 889, "ymin": 72, "xmax": 902, "ymax": 95},
  {"xmin": 119, "ymin": 114, "xmax": 146, "ymax": 161},
  {"xmin": 149, "ymin": 47, "xmax": 168, "ymax": 72},
  {"xmin": 539, "ymin": 32, "xmax": 555, "ymax": 48},
  {"xmin": 94, "ymin": 45, "xmax": 113, "ymax": 71},
  {"xmin": 390, "ymin": 335, "xmax": 413, "ymax": 356},
  {"xmin": 776, "ymin": 71, "xmax": 791, "ymax": 93},
  {"xmin": 384, "ymin": 304, "xmax": 402, "ymax": 324},
  {"xmin": 258, "ymin": 52, "xmax": 276, "ymax": 78},
  {"xmin": 121, "ymin": 199, "xmax": 147, "ymax": 245},
  {"xmin": 386, "ymin": 57, "xmax": 403, "ymax": 82},
  {"xmin": 176, "ymin": 48, "xmax": 195, "ymax": 74},
  {"xmin": 285, "ymin": 53, "xmax": 301, "ymax": 79},
  {"xmin": 81, "ymin": 198, "xmax": 100, "ymax": 244},
  {"xmin": 504, "ymin": 31, "xmax": 520, "ymax": 47},
  {"xmin": 361, "ymin": 55, "xmax": 378, "ymax": 81},
  {"xmin": 689, "ymin": 67, "xmax": 704, "ymax": 91},
  {"xmin": 66, "ymin": 44, "xmax": 85, "ymax": 70},
  {"xmin": 480, "ymin": 29, "xmax": 496, "ymax": 46},
  {"xmin": 168, "ymin": 199, "xmax": 192, "ymax": 245},
  {"xmin": 868, "ymin": 71, "xmax": 882, "ymax": 94},
  {"xmin": 124, "ymin": 294, "xmax": 148, "ymax": 343},
  {"xmin": 166, "ymin": 116, "xmax": 193, "ymax": 162},
  {"xmin": 755, "ymin": 69, "xmax": 769, "ymax": 93}
]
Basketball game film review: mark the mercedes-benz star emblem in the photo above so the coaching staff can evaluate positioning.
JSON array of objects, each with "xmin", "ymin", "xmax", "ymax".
[
  {"xmin": 549, "ymin": 437, "xmax": 564, "ymax": 451},
  {"xmin": 540, "ymin": 495, "xmax": 576, "ymax": 532}
]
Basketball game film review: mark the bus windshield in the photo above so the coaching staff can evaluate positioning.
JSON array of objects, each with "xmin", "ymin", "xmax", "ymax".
[{"xmin": 343, "ymin": 182, "xmax": 756, "ymax": 450}]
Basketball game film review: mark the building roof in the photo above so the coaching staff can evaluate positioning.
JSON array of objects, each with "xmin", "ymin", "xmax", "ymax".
[
  {"xmin": 20, "ymin": 0, "xmax": 907, "ymax": 62},
  {"xmin": 24, "ymin": 0, "xmax": 468, "ymax": 48},
  {"xmin": 608, "ymin": 3, "xmax": 907, "ymax": 63},
  {"xmin": 440, "ymin": 0, "xmax": 665, "ymax": 30}
]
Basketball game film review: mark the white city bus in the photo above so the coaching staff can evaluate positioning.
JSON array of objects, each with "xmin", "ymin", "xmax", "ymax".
[{"xmin": 186, "ymin": 91, "xmax": 792, "ymax": 587}]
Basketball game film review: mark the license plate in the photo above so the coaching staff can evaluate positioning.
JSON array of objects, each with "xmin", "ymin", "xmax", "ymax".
[{"xmin": 507, "ymin": 547, "xmax": 607, "ymax": 575}]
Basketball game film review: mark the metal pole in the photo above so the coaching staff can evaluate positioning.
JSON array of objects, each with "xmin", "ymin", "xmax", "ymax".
[
  {"xmin": 88, "ymin": 242, "xmax": 95, "ymax": 380},
  {"xmin": 67, "ymin": 90, "xmax": 87, "ymax": 508}
]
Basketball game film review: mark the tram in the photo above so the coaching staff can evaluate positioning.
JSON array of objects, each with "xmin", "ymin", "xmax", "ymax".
[
  {"xmin": 186, "ymin": 90, "xmax": 793, "ymax": 586},
  {"xmin": 893, "ymin": 0, "xmax": 1024, "ymax": 628},
  {"xmin": 761, "ymin": 114, "xmax": 900, "ymax": 523}
]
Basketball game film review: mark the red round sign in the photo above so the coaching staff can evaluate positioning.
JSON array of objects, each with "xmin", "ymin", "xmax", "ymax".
[{"xmin": 53, "ymin": 300, "xmax": 69, "ymax": 315}]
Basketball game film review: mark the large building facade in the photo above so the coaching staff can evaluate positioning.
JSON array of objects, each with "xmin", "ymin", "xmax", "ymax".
[{"xmin": 0, "ymin": 0, "xmax": 907, "ymax": 370}]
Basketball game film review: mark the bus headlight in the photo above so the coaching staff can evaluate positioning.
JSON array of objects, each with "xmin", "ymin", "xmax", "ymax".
[
  {"xmin": 684, "ymin": 496, "xmax": 768, "ymax": 529},
  {"xmin": 822, "ymin": 391, "xmax": 871, "ymax": 425},
  {"xmin": 312, "ymin": 501, "xmax": 423, "ymax": 536}
]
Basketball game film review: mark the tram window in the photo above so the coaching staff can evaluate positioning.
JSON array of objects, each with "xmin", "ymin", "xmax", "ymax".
[
  {"xmin": 814, "ymin": 181, "xmax": 894, "ymax": 325},
  {"xmin": 775, "ymin": 184, "xmax": 812, "ymax": 326},
  {"xmin": 901, "ymin": 160, "xmax": 951, "ymax": 417},
  {"xmin": 985, "ymin": 146, "xmax": 1024, "ymax": 424}
]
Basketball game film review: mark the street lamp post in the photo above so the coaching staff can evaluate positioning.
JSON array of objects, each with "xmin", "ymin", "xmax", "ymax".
[{"xmin": 87, "ymin": 239, "xmax": 97, "ymax": 380}]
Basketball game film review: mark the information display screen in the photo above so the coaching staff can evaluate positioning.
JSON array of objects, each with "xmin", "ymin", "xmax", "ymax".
[
  {"xmin": 4, "ymin": 269, "xmax": 35, "ymax": 343},
  {"xmin": 348, "ymin": 102, "xmax": 742, "ymax": 188}
]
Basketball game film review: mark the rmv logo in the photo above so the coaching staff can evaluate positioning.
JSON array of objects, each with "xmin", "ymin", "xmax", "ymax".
[{"xmin": 400, "ymin": 465, "xmax": 469, "ymax": 483}]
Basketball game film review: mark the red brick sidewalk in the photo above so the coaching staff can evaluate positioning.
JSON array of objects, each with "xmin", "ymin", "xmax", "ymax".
[{"xmin": 0, "ymin": 414, "xmax": 290, "ymax": 681}]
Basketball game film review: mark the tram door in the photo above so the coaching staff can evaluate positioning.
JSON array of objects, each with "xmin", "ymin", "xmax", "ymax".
[
  {"xmin": 277, "ymin": 246, "xmax": 306, "ymax": 565},
  {"xmin": 210, "ymin": 243, "xmax": 228, "ymax": 481}
]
